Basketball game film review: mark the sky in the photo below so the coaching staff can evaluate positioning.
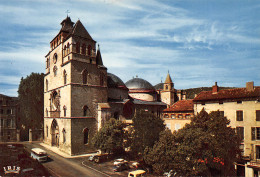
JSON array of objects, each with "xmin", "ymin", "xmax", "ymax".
[{"xmin": 0, "ymin": 0, "xmax": 259, "ymax": 97}]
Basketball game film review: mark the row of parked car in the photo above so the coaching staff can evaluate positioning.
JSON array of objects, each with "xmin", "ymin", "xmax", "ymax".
[{"xmin": 88, "ymin": 154, "xmax": 146, "ymax": 176}]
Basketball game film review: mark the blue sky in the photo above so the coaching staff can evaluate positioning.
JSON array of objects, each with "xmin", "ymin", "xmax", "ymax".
[{"xmin": 0, "ymin": 0, "xmax": 259, "ymax": 97}]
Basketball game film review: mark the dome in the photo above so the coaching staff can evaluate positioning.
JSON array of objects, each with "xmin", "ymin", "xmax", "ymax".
[
  {"xmin": 107, "ymin": 73, "xmax": 126, "ymax": 88},
  {"xmin": 125, "ymin": 78, "xmax": 155, "ymax": 91}
]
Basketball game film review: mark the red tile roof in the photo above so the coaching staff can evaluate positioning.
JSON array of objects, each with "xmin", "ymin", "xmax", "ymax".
[
  {"xmin": 163, "ymin": 99, "xmax": 193, "ymax": 112},
  {"xmin": 193, "ymin": 87, "xmax": 260, "ymax": 102}
]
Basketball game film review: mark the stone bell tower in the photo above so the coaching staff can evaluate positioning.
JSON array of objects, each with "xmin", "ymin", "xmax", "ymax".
[
  {"xmin": 44, "ymin": 16, "xmax": 107, "ymax": 155},
  {"xmin": 160, "ymin": 72, "xmax": 175, "ymax": 107}
]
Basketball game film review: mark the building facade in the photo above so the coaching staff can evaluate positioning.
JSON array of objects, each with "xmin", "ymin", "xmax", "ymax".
[
  {"xmin": 193, "ymin": 82, "xmax": 260, "ymax": 177},
  {"xmin": 0, "ymin": 94, "xmax": 19, "ymax": 142},
  {"xmin": 163, "ymin": 99, "xmax": 194, "ymax": 132}
]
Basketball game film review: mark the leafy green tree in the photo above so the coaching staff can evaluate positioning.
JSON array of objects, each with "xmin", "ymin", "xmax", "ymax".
[
  {"xmin": 173, "ymin": 109, "xmax": 241, "ymax": 176},
  {"xmin": 130, "ymin": 110, "xmax": 165, "ymax": 156},
  {"xmin": 91, "ymin": 118, "xmax": 126, "ymax": 154},
  {"xmin": 17, "ymin": 73, "xmax": 44, "ymax": 137},
  {"xmin": 144, "ymin": 129, "xmax": 176, "ymax": 175}
]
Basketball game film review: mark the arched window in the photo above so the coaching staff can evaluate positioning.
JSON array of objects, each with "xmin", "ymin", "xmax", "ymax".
[
  {"xmin": 67, "ymin": 42, "xmax": 70, "ymax": 53},
  {"xmin": 63, "ymin": 70, "xmax": 67, "ymax": 85},
  {"xmin": 83, "ymin": 105, "xmax": 88, "ymax": 116},
  {"xmin": 53, "ymin": 53, "xmax": 57, "ymax": 64},
  {"xmin": 87, "ymin": 45, "xmax": 92, "ymax": 56},
  {"xmin": 82, "ymin": 69, "xmax": 88, "ymax": 84},
  {"xmin": 64, "ymin": 45, "xmax": 67, "ymax": 56},
  {"xmin": 63, "ymin": 105, "xmax": 67, "ymax": 117},
  {"xmin": 83, "ymin": 128, "xmax": 89, "ymax": 144},
  {"xmin": 46, "ymin": 79, "xmax": 48, "ymax": 91},
  {"xmin": 62, "ymin": 128, "xmax": 66, "ymax": 143},
  {"xmin": 53, "ymin": 66, "xmax": 57, "ymax": 76},
  {"xmin": 82, "ymin": 43, "xmax": 86, "ymax": 55},
  {"xmin": 76, "ymin": 42, "xmax": 80, "ymax": 53}
]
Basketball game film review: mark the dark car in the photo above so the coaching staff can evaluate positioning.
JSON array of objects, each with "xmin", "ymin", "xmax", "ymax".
[
  {"xmin": 113, "ymin": 163, "xmax": 130, "ymax": 172},
  {"xmin": 89, "ymin": 153, "xmax": 112, "ymax": 163}
]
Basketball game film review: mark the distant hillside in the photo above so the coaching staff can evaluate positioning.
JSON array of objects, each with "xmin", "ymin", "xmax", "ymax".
[{"xmin": 184, "ymin": 87, "xmax": 236, "ymax": 99}]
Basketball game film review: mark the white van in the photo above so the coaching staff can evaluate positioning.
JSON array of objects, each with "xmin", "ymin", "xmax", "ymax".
[
  {"xmin": 31, "ymin": 148, "xmax": 48, "ymax": 162},
  {"xmin": 128, "ymin": 170, "xmax": 146, "ymax": 177}
]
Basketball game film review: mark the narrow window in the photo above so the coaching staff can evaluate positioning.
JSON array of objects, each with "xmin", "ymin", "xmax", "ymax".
[
  {"xmin": 67, "ymin": 42, "xmax": 70, "ymax": 53},
  {"xmin": 82, "ymin": 44, "xmax": 86, "ymax": 55},
  {"xmin": 82, "ymin": 69, "xmax": 88, "ymax": 84},
  {"xmin": 46, "ymin": 108, "xmax": 48, "ymax": 117},
  {"xmin": 63, "ymin": 70, "xmax": 67, "ymax": 85},
  {"xmin": 87, "ymin": 45, "xmax": 92, "ymax": 56},
  {"xmin": 62, "ymin": 128, "xmax": 66, "ymax": 143},
  {"xmin": 256, "ymin": 110, "xmax": 260, "ymax": 121},
  {"xmin": 83, "ymin": 105, "xmax": 88, "ymax": 116},
  {"xmin": 76, "ymin": 42, "xmax": 80, "ymax": 53},
  {"xmin": 64, "ymin": 45, "xmax": 67, "ymax": 56},
  {"xmin": 236, "ymin": 111, "xmax": 243, "ymax": 121},
  {"xmin": 171, "ymin": 114, "xmax": 175, "ymax": 119},
  {"xmin": 83, "ymin": 128, "xmax": 89, "ymax": 144},
  {"xmin": 46, "ymin": 126, "xmax": 48, "ymax": 137},
  {"xmin": 63, "ymin": 106, "xmax": 67, "ymax": 117}
]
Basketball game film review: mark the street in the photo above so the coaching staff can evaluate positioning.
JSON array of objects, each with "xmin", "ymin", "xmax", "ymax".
[{"xmin": 23, "ymin": 142, "xmax": 111, "ymax": 177}]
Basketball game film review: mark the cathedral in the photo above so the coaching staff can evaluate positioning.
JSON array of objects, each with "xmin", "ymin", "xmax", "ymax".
[{"xmin": 43, "ymin": 16, "xmax": 183, "ymax": 155}]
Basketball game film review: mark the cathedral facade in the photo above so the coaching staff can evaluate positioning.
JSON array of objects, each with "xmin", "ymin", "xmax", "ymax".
[{"xmin": 44, "ymin": 16, "xmax": 179, "ymax": 155}]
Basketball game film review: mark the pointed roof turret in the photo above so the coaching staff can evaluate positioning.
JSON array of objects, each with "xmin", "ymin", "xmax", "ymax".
[
  {"xmin": 60, "ymin": 16, "xmax": 74, "ymax": 33},
  {"xmin": 164, "ymin": 72, "xmax": 173, "ymax": 84},
  {"xmin": 72, "ymin": 20, "xmax": 94, "ymax": 41},
  {"xmin": 96, "ymin": 44, "xmax": 103, "ymax": 66}
]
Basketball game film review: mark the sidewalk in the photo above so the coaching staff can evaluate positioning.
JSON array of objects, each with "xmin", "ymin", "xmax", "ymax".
[{"xmin": 39, "ymin": 142, "xmax": 98, "ymax": 158}]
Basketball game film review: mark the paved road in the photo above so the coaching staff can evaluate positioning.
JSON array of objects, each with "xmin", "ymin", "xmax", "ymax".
[{"xmin": 23, "ymin": 142, "xmax": 110, "ymax": 177}]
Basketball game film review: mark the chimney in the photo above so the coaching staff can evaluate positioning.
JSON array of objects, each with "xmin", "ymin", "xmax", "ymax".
[
  {"xmin": 212, "ymin": 82, "xmax": 218, "ymax": 93},
  {"xmin": 246, "ymin": 81, "xmax": 254, "ymax": 91}
]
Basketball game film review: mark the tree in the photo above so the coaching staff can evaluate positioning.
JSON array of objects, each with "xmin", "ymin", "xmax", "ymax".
[
  {"xmin": 130, "ymin": 110, "xmax": 165, "ymax": 156},
  {"xmin": 144, "ymin": 129, "xmax": 176, "ymax": 175},
  {"xmin": 17, "ymin": 73, "xmax": 44, "ymax": 140},
  {"xmin": 172, "ymin": 109, "xmax": 241, "ymax": 176},
  {"xmin": 91, "ymin": 118, "xmax": 126, "ymax": 154}
]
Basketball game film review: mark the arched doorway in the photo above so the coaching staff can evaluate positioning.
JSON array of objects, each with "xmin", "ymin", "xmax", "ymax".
[{"xmin": 51, "ymin": 119, "xmax": 59, "ymax": 147}]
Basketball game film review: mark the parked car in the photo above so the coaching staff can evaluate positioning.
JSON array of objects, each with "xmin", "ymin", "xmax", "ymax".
[
  {"xmin": 113, "ymin": 158, "xmax": 127, "ymax": 165},
  {"xmin": 113, "ymin": 163, "xmax": 130, "ymax": 172},
  {"xmin": 128, "ymin": 169, "xmax": 146, "ymax": 177},
  {"xmin": 89, "ymin": 154, "xmax": 111, "ymax": 163}
]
